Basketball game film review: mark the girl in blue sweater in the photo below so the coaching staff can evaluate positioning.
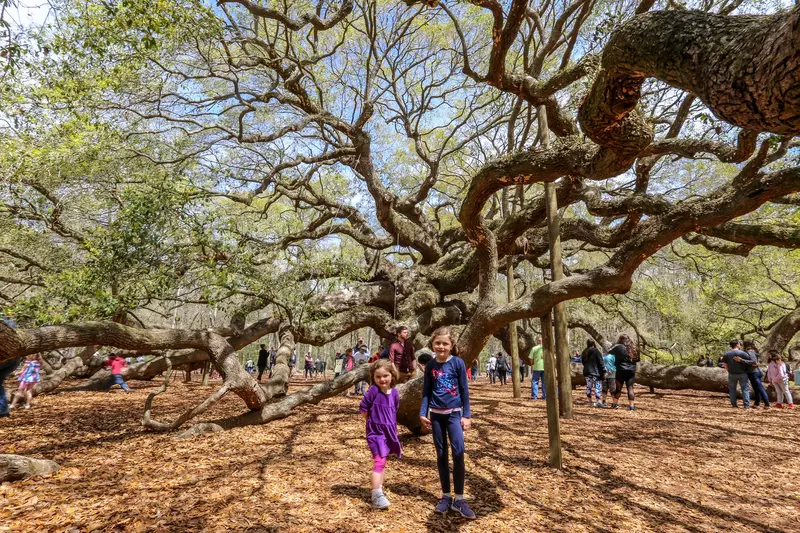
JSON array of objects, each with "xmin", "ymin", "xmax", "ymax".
[{"xmin": 420, "ymin": 327, "xmax": 476, "ymax": 519}]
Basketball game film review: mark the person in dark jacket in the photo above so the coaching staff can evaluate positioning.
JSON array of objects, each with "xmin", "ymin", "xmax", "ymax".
[
  {"xmin": 257, "ymin": 344, "xmax": 269, "ymax": 382},
  {"xmin": 610, "ymin": 334, "xmax": 640, "ymax": 410},
  {"xmin": 743, "ymin": 340, "xmax": 769, "ymax": 409},
  {"xmin": 581, "ymin": 340, "xmax": 606, "ymax": 407},
  {"xmin": 722, "ymin": 339, "xmax": 755, "ymax": 408},
  {"xmin": 495, "ymin": 352, "xmax": 508, "ymax": 385},
  {"xmin": 696, "ymin": 355, "xmax": 714, "ymax": 367},
  {"xmin": 0, "ymin": 356, "xmax": 23, "ymax": 418}
]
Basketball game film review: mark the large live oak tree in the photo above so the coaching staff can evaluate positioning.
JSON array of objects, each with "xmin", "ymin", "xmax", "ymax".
[{"xmin": 1, "ymin": 1, "xmax": 799, "ymax": 434}]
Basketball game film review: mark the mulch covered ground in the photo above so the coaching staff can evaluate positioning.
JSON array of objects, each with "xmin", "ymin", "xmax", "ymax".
[{"xmin": 1, "ymin": 376, "xmax": 798, "ymax": 533}]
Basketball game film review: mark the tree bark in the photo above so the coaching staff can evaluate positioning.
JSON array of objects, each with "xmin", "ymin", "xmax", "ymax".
[
  {"xmin": 761, "ymin": 307, "xmax": 800, "ymax": 357},
  {"xmin": 397, "ymin": 376, "xmax": 424, "ymax": 434},
  {"xmin": 0, "ymin": 454, "xmax": 60, "ymax": 483},
  {"xmin": 580, "ymin": 8, "xmax": 800, "ymax": 139},
  {"xmin": 545, "ymin": 179, "xmax": 573, "ymax": 418},
  {"xmin": 542, "ymin": 311, "xmax": 562, "ymax": 469},
  {"xmin": 32, "ymin": 346, "xmax": 97, "ymax": 396},
  {"xmin": 507, "ymin": 259, "xmax": 521, "ymax": 399}
]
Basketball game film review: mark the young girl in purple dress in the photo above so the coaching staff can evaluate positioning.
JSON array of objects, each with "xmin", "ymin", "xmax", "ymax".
[{"xmin": 359, "ymin": 359, "xmax": 401, "ymax": 510}]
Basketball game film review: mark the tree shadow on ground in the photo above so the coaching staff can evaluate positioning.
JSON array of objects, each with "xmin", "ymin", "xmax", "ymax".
[
  {"xmin": 401, "ymin": 455, "xmax": 504, "ymax": 533},
  {"xmin": 563, "ymin": 444, "xmax": 788, "ymax": 533}
]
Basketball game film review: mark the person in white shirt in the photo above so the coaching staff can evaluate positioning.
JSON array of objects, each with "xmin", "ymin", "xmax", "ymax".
[
  {"xmin": 353, "ymin": 346, "xmax": 370, "ymax": 395},
  {"xmin": 487, "ymin": 354, "xmax": 497, "ymax": 384}
]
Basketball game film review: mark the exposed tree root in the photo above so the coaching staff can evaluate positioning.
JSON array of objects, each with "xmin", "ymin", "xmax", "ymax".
[{"xmin": 0, "ymin": 454, "xmax": 60, "ymax": 483}]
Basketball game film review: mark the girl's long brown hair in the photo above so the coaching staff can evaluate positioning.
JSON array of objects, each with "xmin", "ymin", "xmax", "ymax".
[{"xmin": 617, "ymin": 334, "xmax": 638, "ymax": 361}]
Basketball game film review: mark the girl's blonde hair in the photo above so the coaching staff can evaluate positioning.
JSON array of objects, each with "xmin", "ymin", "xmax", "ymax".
[
  {"xmin": 428, "ymin": 326, "xmax": 458, "ymax": 356},
  {"xmin": 370, "ymin": 359, "xmax": 398, "ymax": 387}
]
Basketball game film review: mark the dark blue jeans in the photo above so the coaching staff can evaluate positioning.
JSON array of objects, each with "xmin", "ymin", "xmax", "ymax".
[
  {"xmin": 0, "ymin": 357, "xmax": 22, "ymax": 415},
  {"xmin": 747, "ymin": 370, "xmax": 769, "ymax": 407},
  {"xmin": 430, "ymin": 411, "xmax": 465, "ymax": 495}
]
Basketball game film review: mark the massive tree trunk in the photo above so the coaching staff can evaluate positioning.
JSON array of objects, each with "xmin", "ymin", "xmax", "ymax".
[
  {"xmin": 761, "ymin": 307, "xmax": 800, "ymax": 358},
  {"xmin": 0, "ymin": 454, "xmax": 60, "ymax": 483},
  {"xmin": 397, "ymin": 376, "xmax": 424, "ymax": 434}
]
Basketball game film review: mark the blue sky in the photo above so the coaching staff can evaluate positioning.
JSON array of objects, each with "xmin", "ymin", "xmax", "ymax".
[{"xmin": 9, "ymin": 1, "xmax": 53, "ymax": 28}]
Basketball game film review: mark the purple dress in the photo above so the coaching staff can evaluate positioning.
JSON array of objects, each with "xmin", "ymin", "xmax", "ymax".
[{"xmin": 359, "ymin": 385, "xmax": 402, "ymax": 459}]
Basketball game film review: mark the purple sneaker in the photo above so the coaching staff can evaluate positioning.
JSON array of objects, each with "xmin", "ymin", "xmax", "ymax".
[
  {"xmin": 434, "ymin": 496, "xmax": 452, "ymax": 514},
  {"xmin": 451, "ymin": 498, "xmax": 476, "ymax": 519}
]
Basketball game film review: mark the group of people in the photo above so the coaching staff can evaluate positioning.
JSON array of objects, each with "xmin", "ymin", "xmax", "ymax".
[
  {"xmin": 578, "ymin": 335, "xmax": 640, "ymax": 410},
  {"xmin": 721, "ymin": 339, "xmax": 794, "ymax": 409},
  {"xmin": 331, "ymin": 327, "xmax": 418, "ymax": 395},
  {"xmin": 480, "ymin": 334, "xmax": 641, "ymax": 412},
  {"xmin": 486, "ymin": 352, "xmax": 510, "ymax": 384},
  {"xmin": 248, "ymin": 345, "xmax": 326, "ymax": 381},
  {"xmin": 359, "ymin": 326, "xmax": 475, "ymax": 519}
]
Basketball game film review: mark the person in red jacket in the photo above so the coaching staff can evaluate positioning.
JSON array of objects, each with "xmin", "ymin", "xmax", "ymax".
[
  {"xmin": 104, "ymin": 353, "xmax": 131, "ymax": 392},
  {"xmin": 389, "ymin": 325, "xmax": 416, "ymax": 383}
]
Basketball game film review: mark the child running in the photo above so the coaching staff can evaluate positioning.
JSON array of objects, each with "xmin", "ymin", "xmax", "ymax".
[
  {"xmin": 104, "ymin": 353, "xmax": 131, "ymax": 392},
  {"xmin": 10, "ymin": 353, "xmax": 42, "ymax": 410},
  {"xmin": 419, "ymin": 327, "xmax": 476, "ymax": 519},
  {"xmin": 359, "ymin": 359, "xmax": 402, "ymax": 510},
  {"xmin": 766, "ymin": 350, "xmax": 794, "ymax": 409}
]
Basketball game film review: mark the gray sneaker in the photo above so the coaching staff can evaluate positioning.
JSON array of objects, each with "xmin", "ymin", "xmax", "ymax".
[{"xmin": 372, "ymin": 491, "xmax": 390, "ymax": 510}]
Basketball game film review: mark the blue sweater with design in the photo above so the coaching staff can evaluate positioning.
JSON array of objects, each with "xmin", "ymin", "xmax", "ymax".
[{"xmin": 420, "ymin": 355, "xmax": 471, "ymax": 418}]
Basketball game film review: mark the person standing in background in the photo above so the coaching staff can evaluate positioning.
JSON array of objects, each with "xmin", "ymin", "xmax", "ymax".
[
  {"xmin": 530, "ymin": 337, "xmax": 545, "ymax": 400},
  {"xmin": 743, "ymin": 340, "xmax": 769, "ymax": 409},
  {"xmin": 257, "ymin": 344, "xmax": 269, "ymax": 382},
  {"xmin": 389, "ymin": 326, "xmax": 416, "ymax": 383},
  {"xmin": 722, "ymin": 339, "xmax": 754, "ymax": 409}
]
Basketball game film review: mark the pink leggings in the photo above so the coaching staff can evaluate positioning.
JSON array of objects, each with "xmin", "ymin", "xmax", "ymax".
[{"xmin": 373, "ymin": 455, "xmax": 387, "ymax": 473}]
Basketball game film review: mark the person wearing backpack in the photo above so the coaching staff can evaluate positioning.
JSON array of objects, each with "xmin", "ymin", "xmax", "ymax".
[
  {"xmin": 581, "ymin": 340, "xmax": 606, "ymax": 407},
  {"xmin": 495, "ymin": 352, "xmax": 508, "ymax": 385},
  {"xmin": 609, "ymin": 334, "xmax": 640, "ymax": 411}
]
